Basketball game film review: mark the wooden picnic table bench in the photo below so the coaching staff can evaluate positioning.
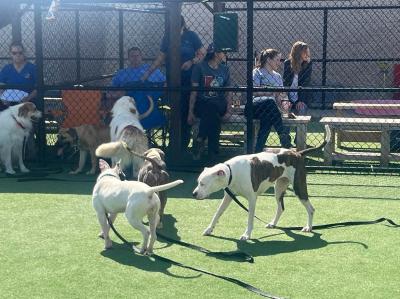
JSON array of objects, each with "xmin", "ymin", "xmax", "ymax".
[
  {"xmin": 320, "ymin": 116, "xmax": 400, "ymax": 166},
  {"xmin": 333, "ymin": 101, "xmax": 400, "ymax": 146},
  {"xmin": 220, "ymin": 105, "xmax": 311, "ymax": 152}
]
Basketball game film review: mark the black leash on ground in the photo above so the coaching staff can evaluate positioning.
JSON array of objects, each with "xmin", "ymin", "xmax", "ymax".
[
  {"xmin": 224, "ymin": 188, "xmax": 400, "ymax": 229},
  {"xmin": 105, "ymin": 214, "xmax": 282, "ymax": 299}
]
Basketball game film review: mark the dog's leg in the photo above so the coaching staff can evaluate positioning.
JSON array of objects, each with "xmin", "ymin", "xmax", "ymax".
[
  {"xmin": 87, "ymin": 149, "xmax": 98, "ymax": 175},
  {"xmin": 125, "ymin": 203, "xmax": 150, "ymax": 254},
  {"xmin": 17, "ymin": 141, "xmax": 29, "ymax": 173},
  {"xmin": 95, "ymin": 211, "xmax": 113, "ymax": 249},
  {"xmin": 3, "ymin": 144, "xmax": 15, "ymax": 174},
  {"xmin": 70, "ymin": 151, "xmax": 87, "ymax": 174},
  {"xmin": 157, "ymin": 191, "xmax": 167, "ymax": 229},
  {"xmin": 299, "ymin": 199, "xmax": 315, "ymax": 232},
  {"xmin": 267, "ymin": 178, "xmax": 290, "ymax": 229},
  {"xmin": 203, "ymin": 192, "xmax": 233, "ymax": 236},
  {"xmin": 241, "ymin": 193, "xmax": 257, "ymax": 241},
  {"xmin": 99, "ymin": 213, "xmax": 118, "ymax": 239},
  {"xmin": 146, "ymin": 206, "xmax": 160, "ymax": 255}
]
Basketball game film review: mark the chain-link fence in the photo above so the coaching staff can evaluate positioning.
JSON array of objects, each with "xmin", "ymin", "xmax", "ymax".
[{"xmin": 0, "ymin": 0, "xmax": 399, "ymax": 172}]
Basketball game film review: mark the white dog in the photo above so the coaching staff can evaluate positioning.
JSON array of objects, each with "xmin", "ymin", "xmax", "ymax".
[
  {"xmin": 95, "ymin": 96, "xmax": 153, "ymax": 178},
  {"xmin": 92, "ymin": 159, "xmax": 183, "ymax": 255},
  {"xmin": 0, "ymin": 102, "xmax": 42, "ymax": 174},
  {"xmin": 193, "ymin": 125, "xmax": 331, "ymax": 240}
]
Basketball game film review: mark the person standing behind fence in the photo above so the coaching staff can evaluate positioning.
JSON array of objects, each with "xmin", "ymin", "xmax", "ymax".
[
  {"xmin": 247, "ymin": 48, "xmax": 292, "ymax": 153},
  {"xmin": 0, "ymin": 42, "xmax": 37, "ymax": 111},
  {"xmin": 187, "ymin": 43, "xmax": 232, "ymax": 160},
  {"xmin": 282, "ymin": 41, "xmax": 312, "ymax": 114},
  {"xmin": 141, "ymin": 15, "xmax": 206, "ymax": 152}
]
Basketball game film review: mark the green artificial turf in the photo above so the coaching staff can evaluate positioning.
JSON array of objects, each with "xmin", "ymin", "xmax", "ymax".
[{"xmin": 0, "ymin": 171, "xmax": 399, "ymax": 299}]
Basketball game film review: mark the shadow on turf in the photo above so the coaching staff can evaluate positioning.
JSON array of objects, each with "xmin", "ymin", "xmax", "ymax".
[{"xmin": 209, "ymin": 230, "xmax": 368, "ymax": 258}]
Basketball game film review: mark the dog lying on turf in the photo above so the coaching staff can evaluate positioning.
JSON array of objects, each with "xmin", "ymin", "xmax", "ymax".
[
  {"xmin": 192, "ymin": 125, "xmax": 331, "ymax": 240},
  {"xmin": 92, "ymin": 159, "xmax": 183, "ymax": 255}
]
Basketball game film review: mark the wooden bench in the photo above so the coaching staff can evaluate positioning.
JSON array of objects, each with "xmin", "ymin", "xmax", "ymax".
[
  {"xmin": 320, "ymin": 116, "xmax": 400, "ymax": 166},
  {"xmin": 220, "ymin": 113, "xmax": 311, "ymax": 152},
  {"xmin": 333, "ymin": 102, "xmax": 400, "ymax": 146}
]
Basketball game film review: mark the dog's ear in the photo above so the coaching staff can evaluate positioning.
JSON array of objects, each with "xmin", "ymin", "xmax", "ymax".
[
  {"xmin": 155, "ymin": 148, "xmax": 165, "ymax": 160},
  {"xmin": 99, "ymin": 159, "xmax": 110, "ymax": 172},
  {"xmin": 215, "ymin": 170, "xmax": 226, "ymax": 177}
]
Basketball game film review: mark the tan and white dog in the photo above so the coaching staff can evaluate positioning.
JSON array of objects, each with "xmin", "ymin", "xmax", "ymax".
[
  {"xmin": 0, "ymin": 102, "xmax": 42, "ymax": 174},
  {"xmin": 92, "ymin": 159, "xmax": 183, "ymax": 255},
  {"xmin": 193, "ymin": 125, "xmax": 331, "ymax": 240},
  {"xmin": 58, "ymin": 125, "xmax": 110, "ymax": 174},
  {"xmin": 95, "ymin": 96, "xmax": 153, "ymax": 178}
]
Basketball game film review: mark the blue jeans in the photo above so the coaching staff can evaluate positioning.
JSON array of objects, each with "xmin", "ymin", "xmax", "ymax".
[{"xmin": 250, "ymin": 97, "xmax": 292, "ymax": 152}]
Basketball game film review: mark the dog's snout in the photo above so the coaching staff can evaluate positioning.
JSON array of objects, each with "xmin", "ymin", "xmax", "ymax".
[{"xmin": 192, "ymin": 191, "xmax": 197, "ymax": 198}]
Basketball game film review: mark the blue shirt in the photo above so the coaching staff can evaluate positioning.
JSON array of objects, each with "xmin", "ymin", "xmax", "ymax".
[
  {"xmin": 111, "ymin": 63, "xmax": 165, "ymax": 87},
  {"xmin": 161, "ymin": 30, "xmax": 203, "ymax": 80},
  {"xmin": 0, "ymin": 62, "xmax": 36, "ymax": 93},
  {"xmin": 111, "ymin": 64, "xmax": 166, "ymax": 130}
]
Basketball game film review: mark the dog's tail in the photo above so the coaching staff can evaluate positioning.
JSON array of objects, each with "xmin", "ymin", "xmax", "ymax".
[
  {"xmin": 298, "ymin": 124, "xmax": 331, "ymax": 157},
  {"xmin": 95, "ymin": 141, "xmax": 126, "ymax": 158},
  {"xmin": 146, "ymin": 179, "xmax": 184, "ymax": 195}
]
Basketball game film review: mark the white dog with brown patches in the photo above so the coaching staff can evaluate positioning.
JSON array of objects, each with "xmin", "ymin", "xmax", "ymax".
[
  {"xmin": 96, "ymin": 95, "xmax": 153, "ymax": 178},
  {"xmin": 193, "ymin": 125, "xmax": 331, "ymax": 240},
  {"xmin": 0, "ymin": 102, "xmax": 42, "ymax": 174},
  {"xmin": 92, "ymin": 159, "xmax": 183, "ymax": 255}
]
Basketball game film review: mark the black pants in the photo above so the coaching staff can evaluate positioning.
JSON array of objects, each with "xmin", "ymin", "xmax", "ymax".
[
  {"xmin": 181, "ymin": 76, "xmax": 192, "ymax": 151},
  {"xmin": 194, "ymin": 98, "xmax": 227, "ymax": 154},
  {"xmin": 250, "ymin": 98, "xmax": 291, "ymax": 152}
]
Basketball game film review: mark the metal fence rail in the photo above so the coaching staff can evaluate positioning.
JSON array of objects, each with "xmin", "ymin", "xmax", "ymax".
[{"xmin": 0, "ymin": 0, "xmax": 399, "ymax": 172}]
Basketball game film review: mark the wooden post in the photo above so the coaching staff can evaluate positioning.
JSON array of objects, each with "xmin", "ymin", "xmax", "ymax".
[{"xmin": 165, "ymin": 1, "xmax": 182, "ymax": 159}]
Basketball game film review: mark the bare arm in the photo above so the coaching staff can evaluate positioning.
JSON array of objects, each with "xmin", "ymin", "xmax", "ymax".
[{"xmin": 141, "ymin": 52, "xmax": 166, "ymax": 81}]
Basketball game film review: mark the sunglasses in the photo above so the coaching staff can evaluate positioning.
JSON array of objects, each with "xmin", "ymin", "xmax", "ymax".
[{"xmin": 11, "ymin": 51, "xmax": 23, "ymax": 55}]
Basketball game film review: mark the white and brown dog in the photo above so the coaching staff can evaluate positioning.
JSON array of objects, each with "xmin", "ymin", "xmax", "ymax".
[
  {"xmin": 92, "ymin": 159, "xmax": 183, "ymax": 255},
  {"xmin": 95, "ymin": 96, "xmax": 153, "ymax": 178},
  {"xmin": 193, "ymin": 125, "xmax": 331, "ymax": 240},
  {"xmin": 0, "ymin": 102, "xmax": 42, "ymax": 174},
  {"xmin": 138, "ymin": 148, "xmax": 170, "ymax": 228},
  {"xmin": 58, "ymin": 124, "xmax": 110, "ymax": 174}
]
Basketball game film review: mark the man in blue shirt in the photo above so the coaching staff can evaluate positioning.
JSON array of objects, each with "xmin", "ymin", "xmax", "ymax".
[
  {"xmin": 110, "ymin": 46, "xmax": 166, "ymax": 129},
  {"xmin": 0, "ymin": 42, "xmax": 37, "ymax": 110}
]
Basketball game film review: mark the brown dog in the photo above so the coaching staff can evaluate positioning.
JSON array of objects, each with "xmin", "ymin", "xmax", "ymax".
[
  {"xmin": 138, "ymin": 148, "xmax": 169, "ymax": 228},
  {"xmin": 58, "ymin": 124, "xmax": 110, "ymax": 174}
]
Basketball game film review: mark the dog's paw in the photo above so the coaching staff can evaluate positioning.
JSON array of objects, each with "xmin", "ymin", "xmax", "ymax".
[
  {"xmin": 203, "ymin": 227, "xmax": 213, "ymax": 236},
  {"xmin": 69, "ymin": 170, "xmax": 80, "ymax": 175},
  {"xmin": 266, "ymin": 223, "xmax": 276, "ymax": 229},
  {"xmin": 86, "ymin": 169, "xmax": 96, "ymax": 175},
  {"xmin": 20, "ymin": 167, "xmax": 30, "ymax": 173},
  {"xmin": 301, "ymin": 226, "xmax": 313, "ymax": 233},
  {"xmin": 143, "ymin": 249, "xmax": 153, "ymax": 256},
  {"xmin": 239, "ymin": 233, "xmax": 250, "ymax": 241},
  {"xmin": 104, "ymin": 239, "xmax": 113, "ymax": 249},
  {"xmin": 5, "ymin": 169, "xmax": 16, "ymax": 175}
]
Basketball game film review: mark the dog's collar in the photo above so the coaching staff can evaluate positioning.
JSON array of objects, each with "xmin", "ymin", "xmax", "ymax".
[
  {"xmin": 97, "ymin": 173, "xmax": 120, "ymax": 181},
  {"xmin": 225, "ymin": 163, "xmax": 233, "ymax": 186},
  {"xmin": 12, "ymin": 114, "xmax": 26, "ymax": 129}
]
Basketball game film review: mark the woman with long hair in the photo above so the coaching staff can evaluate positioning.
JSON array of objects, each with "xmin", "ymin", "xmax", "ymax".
[
  {"xmin": 248, "ymin": 48, "xmax": 292, "ymax": 152},
  {"xmin": 283, "ymin": 41, "xmax": 312, "ymax": 114}
]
